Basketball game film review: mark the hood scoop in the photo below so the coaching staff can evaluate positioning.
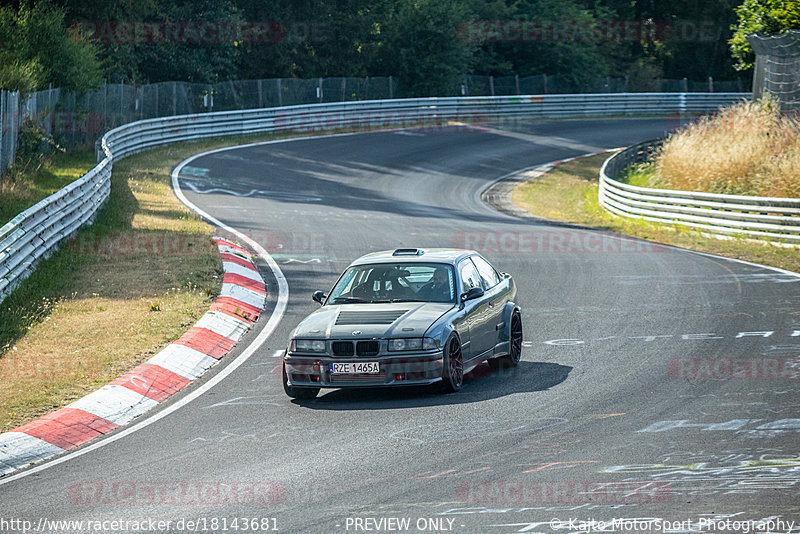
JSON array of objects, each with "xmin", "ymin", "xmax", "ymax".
[{"xmin": 335, "ymin": 309, "xmax": 409, "ymax": 325}]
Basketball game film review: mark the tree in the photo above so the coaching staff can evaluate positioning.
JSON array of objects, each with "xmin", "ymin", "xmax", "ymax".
[
  {"xmin": 378, "ymin": 0, "xmax": 475, "ymax": 96},
  {"xmin": 730, "ymin": 0, "xmax": 800, "ymax": 70},
  {"xmin": 61, "ymin": 0, "xmax": 243, "ymax": 84},
  {"xmin": 0, "ymin": 1, "xmax": 101, "ymax": 92}
]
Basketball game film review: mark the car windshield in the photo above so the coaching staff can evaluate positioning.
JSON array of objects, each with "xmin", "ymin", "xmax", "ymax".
[{"xmin": 328, "ymin": 262, "xmax": 456, "ymax": 304}]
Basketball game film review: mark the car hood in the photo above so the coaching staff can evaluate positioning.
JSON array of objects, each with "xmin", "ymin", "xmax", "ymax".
[{"xmin": 291, "ymin": 302, "xmax": 454, "ymax": 339}]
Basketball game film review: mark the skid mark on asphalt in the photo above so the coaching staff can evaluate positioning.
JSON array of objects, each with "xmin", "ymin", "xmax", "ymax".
[
  {"xmin": 200, "ymin": 395, "xmax": 282, "ymax": 408},
  {"xmin": 180, "ymin": 178, "xmax": 323, "ymax": 202}
]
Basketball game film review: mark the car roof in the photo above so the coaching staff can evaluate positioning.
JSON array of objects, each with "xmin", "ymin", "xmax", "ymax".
[{"xmin": 348, "ymin": 248, "xmax": 476, "ymax": 267}]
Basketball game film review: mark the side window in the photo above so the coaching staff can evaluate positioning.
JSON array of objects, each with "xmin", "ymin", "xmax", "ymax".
[
  {"xmin": 458, "ymin": 259, "xmax": 482, "ymax": 294},
  {"xmin": 471, "ymin": 255, "xmax": 500, "ymax": 289}
]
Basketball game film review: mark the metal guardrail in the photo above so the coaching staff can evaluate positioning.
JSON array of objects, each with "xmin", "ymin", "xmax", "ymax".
[
  {"xmin": 2, "ymin": 92, "xmax": 749, "ymax": 303},
  {"xmin": 599, "ymin": 140, "xmax": 800, "ymax": 243}
]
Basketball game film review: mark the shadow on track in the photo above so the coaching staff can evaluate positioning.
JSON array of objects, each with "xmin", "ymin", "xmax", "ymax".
[{"xmin": 290, "ymin": 360, "xmax": 572, "ymax": 410}]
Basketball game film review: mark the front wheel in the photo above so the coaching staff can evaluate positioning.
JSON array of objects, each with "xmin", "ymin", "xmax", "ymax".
[
  {"xmin": 282, "ymin": 361, "xmax": 319, "ymax": 399},
  {"xmin": 439, "ymin": 335, "xmax": 464, "ymax": 393},
  {"xmin": 488, "ymin": 311, "xmax": 522, "ymax": 370}
]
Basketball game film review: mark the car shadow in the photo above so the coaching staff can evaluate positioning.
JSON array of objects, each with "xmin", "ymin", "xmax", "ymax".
[{"xmin": 291, "ymin": 360, "xmax": 572, "ymax": 410}]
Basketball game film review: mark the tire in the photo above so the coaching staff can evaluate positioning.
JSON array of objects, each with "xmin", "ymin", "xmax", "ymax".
[
  {"xmin": 282, "ymin": 361, "xmax": 319, "ymax": 400},
  {"xmin": 439, "ymin": 335, "xmax": 464, "ymax": 393},
  {"xmin": 488, "ymin": 311, "xmax": 523, "ymax": 370}
]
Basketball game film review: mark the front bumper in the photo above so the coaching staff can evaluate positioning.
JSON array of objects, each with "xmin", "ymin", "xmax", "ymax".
[{"xmin": 284, "ymin": 350, "xmax": 444, "ymax": 388}]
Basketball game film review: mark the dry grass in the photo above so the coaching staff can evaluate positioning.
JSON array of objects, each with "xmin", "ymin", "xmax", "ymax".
[
  {"xmin": 0, "ymin": 127, "xmax": 357, "ymax": 430},
  {"xmin": 0, "ymin": 143, "xmax": 224, "ymax": 430},
  {"xmin": 513, "ymin": 153, "xmax": 800, "ymax": 274},
  {"xmin": 653, "ymin": 97, "xmax": 800, "ymax": 197},
  {"xmin": 0, "ymin": 150, "xmax": 96, "ymax": 225}
]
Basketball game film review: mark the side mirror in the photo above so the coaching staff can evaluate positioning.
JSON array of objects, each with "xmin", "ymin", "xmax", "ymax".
[
  {"xmin": 461, "ymin": 286, "xmax": 484, "ymax": 302},
  {"xmin": 312, "ymin": 291, "xmax": 326, "ymax": 305}
]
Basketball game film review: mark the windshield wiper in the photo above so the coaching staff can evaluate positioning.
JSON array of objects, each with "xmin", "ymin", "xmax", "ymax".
[
  {"xmin": 331, "ymin": 297, "xmax": 371, "ymax": 303},
  {"xmin": 373, "ymin": 298, "xmax": 425, "ymax": 303}
]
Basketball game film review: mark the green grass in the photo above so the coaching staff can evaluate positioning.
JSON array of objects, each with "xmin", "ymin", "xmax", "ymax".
[
  {"xmin": 0, "ymin": 150, "xmax": 96, "ymax": 226},
  {"xmin": 513, "ymin": 153, "xmax": 800, "ymax": 274},
  {"xmin": 619, "ymin": 162, "xmax": 659, "ymax": 188}
]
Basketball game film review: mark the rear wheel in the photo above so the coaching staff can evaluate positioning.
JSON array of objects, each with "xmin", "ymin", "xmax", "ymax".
[
  {"xmin": 439, "ymin": 335, "xmax": 464, "ymax": 393},
  {"xmin": 488, "ymin": 311, "xmax": 522, "ymax": 370},
  {"xmin": 282, "ymin": 361, "xmax": 319, "ymax": 399}
]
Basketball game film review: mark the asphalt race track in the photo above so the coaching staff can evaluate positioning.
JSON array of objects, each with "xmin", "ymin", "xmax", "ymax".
[{"xmin": 2, "ymin": 118, "xmax": 800, "ymax": 533}]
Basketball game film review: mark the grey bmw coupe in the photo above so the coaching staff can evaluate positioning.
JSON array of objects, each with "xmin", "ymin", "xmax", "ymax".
[{"xmin": 282, "ymin": 248, "xmax": 522, "ymax": 399}]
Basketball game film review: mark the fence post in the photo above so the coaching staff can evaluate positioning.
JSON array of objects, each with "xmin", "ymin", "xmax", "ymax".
[
  {"xmin": 365, "ymin": 76, "xmax": 369, "ymax": 100},
  {"xmin": 258, "ymin": 79, "xmax": 263, "ymax": 107},
  {"xmin": 0, "ymin": 90, "xmax": 5, "ymax": 174},
  {"xmin": 708, "ymin": 76, "xmax": 713, "ymax": 93},
  {"xmin": 48, "ymin": 83, "xmax": 53, "ymax": 134},
  {"xmin": 318, "ymin": 77, "xmax": 323, "ymax": 102},
  {"xmin": 277, "ymin": 78, "xmax": 282, "ymax": 107},
  {"xmin": 515, "ymin": 74, "xmax": 520, "ymax": 95},
  {"xmin": 154, "ymin": 84, "xmax": 159, "ymax": 117},
  {"xmin": 543, "ymin": 74, "xmax": 548, "ymax": 94},
  {"xmin": 173, "ymin": 82, "xmax": 177, "ymax": 115},
  {"xmin": 389, "ymin": 76, "xmax": 393, "ymax": 99},
  {"xmin": 341, "ymin": 78, "xmax": 346, "ymax": 101},
  {"xmin": 681, "ymin": 77, "xmax": 688, "ymax": 92},
  {"xmin": 489, "ymin": 75, "xmax": 494, "ymax": 96}
]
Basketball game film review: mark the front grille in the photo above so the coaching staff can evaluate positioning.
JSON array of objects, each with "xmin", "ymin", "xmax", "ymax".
[
  {"xmin": 332, "ymin": 341, "xmax": 355, "ymax": 356},
  {"xmin": 356, "ymin": 340, "xmax": 379, "ymax": 356},
  {"xmin": 335, "ymin": 310, "xmax": 409, "ymax": 325},
  {"xmin": 332, "ymin": 340, "xmax": 381, "ymax": 357}
]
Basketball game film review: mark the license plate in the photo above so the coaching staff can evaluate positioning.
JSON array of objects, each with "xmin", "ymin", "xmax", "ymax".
[{"xmin": 329, "ymin": 362, "xmax": 380, "ymax": 374}]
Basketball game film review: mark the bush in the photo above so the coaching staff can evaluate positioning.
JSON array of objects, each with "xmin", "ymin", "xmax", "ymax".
[{"xmin": 653, "ymin": 96, "xmax": 800, "ymax": 198}]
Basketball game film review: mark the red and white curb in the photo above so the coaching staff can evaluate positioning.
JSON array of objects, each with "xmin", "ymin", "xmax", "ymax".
[{"xmin": 0, "ymin": 237, "xmax": 265, "ymax": 477}]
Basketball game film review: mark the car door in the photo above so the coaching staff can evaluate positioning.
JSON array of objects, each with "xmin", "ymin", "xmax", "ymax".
[
  {"xmin": 470, "ymin": 254, "xmax": 507, "ymax": 354},
  {"xmin": 457, "ymin": 258, "xmax": 494, "ymax": 362}
]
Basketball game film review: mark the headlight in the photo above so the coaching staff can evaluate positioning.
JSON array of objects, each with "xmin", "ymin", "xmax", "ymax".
[
  {"xmin": 290, "ymin": 339, "xmax": 326, "ymax": 352},
  {"xmin": 388, "ymin": 337, "xmax": 438, "ymax": 351}
]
